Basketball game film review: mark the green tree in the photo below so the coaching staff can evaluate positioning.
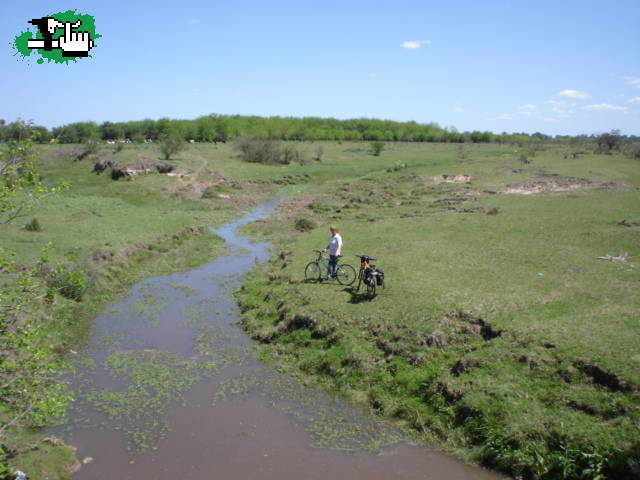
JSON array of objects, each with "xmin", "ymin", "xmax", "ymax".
[
  {"xmin": 371, "ymin": 141, "xmax": 385, "ymax": 156},
  {"xmin": 1, "ymin": 127, "xmax": 69, "ymax": 225},
  {"xmin": 159, "ymin": 134, "xmax": 184, "ymax": 160}
]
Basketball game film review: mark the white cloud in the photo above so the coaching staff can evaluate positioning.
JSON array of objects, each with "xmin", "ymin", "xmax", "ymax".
[
  {"xmin": 187, "ymin": 18, "xmax": 200, "ymax": 25},
  {"xmin": 624, "ymin": 76, "xmax": 640, "ymax": 88},
  {"xmin": 453, "ymin": 107, "xmax": 463, "ymax": 112},
  {"xmin": 519, "ymin": 104, "xmax": 537, "ymax": 110},
  {"xmin": 627, "ymin": 97, "xmax": 640, "ymax": 104},
  {"xmin": 541, "ymin": 117, "xmax": 559, "ymax": 123},
  {"xmin": 191, "ymin": 87, "xmax": 200, "ymax": 92},
  {"xmin": 400, "ymin": 40, "xmax": 431, "ymax": 49},
  {"xmin": 496, "ymin": 113, "xmax": 514, "ymax": 120},
  {"xmin": 544, "ymin": 100, "xmax": 573, "ymax": 117},
  {"xmin": 518, "ymin": 111, "xmax": 540, "ymax": 116},
  {"xmin": 557, "ymin": 89, "xmax": 591, "ymax": 99},
  {"xmin": 583, "ymin": 103, "xmax": 626, "ymax": 111},
  {"xmin": 368, "ymin": 72, "xmax": 377, "ymax": 78}
]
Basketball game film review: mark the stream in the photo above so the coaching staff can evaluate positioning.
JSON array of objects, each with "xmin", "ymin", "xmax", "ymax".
[{"xmin": 57, "ymin": 198, "xmax": 505, "ymax": 480}]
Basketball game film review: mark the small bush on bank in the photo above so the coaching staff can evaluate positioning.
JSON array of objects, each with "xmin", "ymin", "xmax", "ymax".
[
  {"xmin": 48, "ymin": 265, "xmax": 88, "ymax": 301},
  {"xmin": 155, "ymin": 163, "xmax": 175, "ymax": 173},
  {"xmin": 235, "ymin": 138, "xmax": 304, "ymax": 165},
  {"xmin": 371, "ymin": 141, "xmax": 385, "ymax": 156},
  {"xmin": 76, "ymin": 140, "xmax": 100, "ymax": 161},
  {"xmin": 294, "ymin": 217, "xmax": 316, "ymax": 232},
  {"xmin": 24, "ymin": 217, "xmax": 42, "ymax": 231},
  {"xmin": 159, "ymin": 134, "xmax": 184, "ymax": 160}
]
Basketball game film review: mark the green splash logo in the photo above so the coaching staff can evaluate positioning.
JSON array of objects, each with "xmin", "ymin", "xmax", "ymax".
[{"xmin": 13, "ymin": 10, "xmax": 100, "ymax": 64}]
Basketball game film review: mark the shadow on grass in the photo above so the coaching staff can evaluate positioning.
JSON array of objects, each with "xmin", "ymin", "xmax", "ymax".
[{"xmin": 343, "ymin": 287, "xmax": 375, "ymax": 303}]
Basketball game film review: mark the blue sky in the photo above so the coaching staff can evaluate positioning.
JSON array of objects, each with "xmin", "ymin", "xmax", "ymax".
[{"xmin": 1, "ymin": 0, "xmax": 639, "ymax": 135}]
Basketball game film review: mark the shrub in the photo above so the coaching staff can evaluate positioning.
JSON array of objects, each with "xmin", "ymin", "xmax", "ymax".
[
  {"xmin": 623, "ymin": 143, "xmax": 640, "ymax": 160},
  {"xmin": 114, "ymin": 143, "xmax": 125, "ymax": 154},
  {"xmin": 294, "ymin": 217, "xmax": 317, "ymax": 232},
  {"xmin": 159, "ymin": 134, "xmax": 184, "ymax": 160},
  {"xmin": 155, "ymin": 163, "xmax": 175, "ymax": 173},
  {"xmin": 371, "ymin": 141, "xmax": 385, "ymax": 156},
  {"xmin": 23, "ymin": 217, "xmax": 41, "ymax": 231},
  {"xmin": 281, "ymin": 143, "xmax": 301, "ymax": 165},
  {"xmin": 307, "ymin": 201, "xmax": 332, "ymax": 213},
  {"xmin": 487, "ymin": 207, "xmax": 500, "ymax": 216},
  {"xmin": 76, "ymin": 139, "xmax": 100, "ymax": 161},
  {"xmin": 314, "ymin": 145, "xmax": 325, "ymax": 162},
  {"xmin": 519, "ymin": 154, "xmax": 531, "ymax": 164},
  {"xmin": 48, "ymin": 265, "xmax": 87, "ymax": 301},
  {"xmin": 236, "ymin": 138, "xmax": 286, "ymax": 164},
  {"xmin": 386, "ymin": 161, "xmax": 407, "ymax": 172},
  {"xmin": 201, "ymin": 186, "xmax": 221, "ymax": 199},
  {"xmin": 111, "ymin": 168, "xmax": 128, "ymax": 180}
]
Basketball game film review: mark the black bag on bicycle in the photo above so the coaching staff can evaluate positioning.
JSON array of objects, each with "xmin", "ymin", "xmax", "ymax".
[
  {"xmin": 375, "ymin": 268, "xmax": 384, "ymax": 286},
  {"xmin": 364, "ymin": 268, "xmax": 374, "ymax": 286}
]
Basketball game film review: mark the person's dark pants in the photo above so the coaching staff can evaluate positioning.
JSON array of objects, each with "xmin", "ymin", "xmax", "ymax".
[{"xmin": 327, "ymin": 255, "xmax": 338, "ymax": 277}]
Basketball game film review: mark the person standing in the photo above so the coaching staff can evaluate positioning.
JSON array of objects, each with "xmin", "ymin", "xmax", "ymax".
[{"xmin": 323, "ymin": 225, "xmax": 342, "ymax": 280}]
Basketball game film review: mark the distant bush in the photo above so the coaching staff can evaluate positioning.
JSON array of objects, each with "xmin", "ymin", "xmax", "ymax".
[
  {"xmin": 519, "ymin": 154, "xmax": 531, "ymax": 164},
  {"xmin": 235, "ymin": 138, "xmax": 300, "ymax": 165},
  {"xmin": 596, "ymin": 130, "xmax": 622, "ymax": 154},
  {"xmin": 155, "ymin": 163, "xmax": 175, "ymax": 173},
  {"xmin": 623, "ymin": 143, "xmax": 640, "ymax": 160},
  {"xmin": 23, "ymin": 217, "xmax": 42, "ymax": 231},
  {"xmin": 371, "ymin": 141, "xmax": 385, "ymax": 156},
  {"xmin": 159, "ymin": 134, "xmax": 184, "ymax": 160},
  {"xmin": 48, "ymin": 265, "xmax": 87, "ymax": 301},
  {"xmin": 114, "ymin": 143, "xmax": 125, "ymax": 154},
  {"xmin": 294, "ymin": 217, "xmax": 316, "ymax": 232},
  {"xmin": 111, "ymin": 168, "xmax": 128, "ymax": 180},
  {"xmin": 76, "ymin": 139, "xmax": 100, "ymax": 161},
  {"xmin": 487, "ymin": 207, "xmax": 500, "ymax": 215},
  {"xmin": 314, "ymin": 145, "xmax": 325, "ymax": 162},
  {"xmin": 386, "ymin": 161, "xmax": 407, "ymax": 172},
  {"xmin": 307, "ymin": 201, "xmax": 332, "ymax": 213}
]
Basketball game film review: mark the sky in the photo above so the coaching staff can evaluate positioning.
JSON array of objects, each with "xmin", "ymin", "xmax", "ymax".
[{"xmin": 1, "ymin": 0, "xmax": 639, "ymax": 135}]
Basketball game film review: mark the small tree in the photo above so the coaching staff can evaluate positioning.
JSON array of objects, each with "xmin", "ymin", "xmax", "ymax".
[
  {"xmin": 76, "ymin": 139, "xmax": 100, "ymax": 161},
  {"xmin": 371, "ymin": 141, "xmax": 385, "ymax": 156},
  {"xmin": 1, "ymin": 126, "xmax": 69, "ymax": 225},
  {"xmin": 596, "ymin": 130, "xmax": 622, "ymax": 154},
  {"xmin": 314, "ymin": 145, "xmax": 324, "ymax": 162},
  {"xmin": 159, "ymin": 134, "xmax": 184, "ymax": 160}
]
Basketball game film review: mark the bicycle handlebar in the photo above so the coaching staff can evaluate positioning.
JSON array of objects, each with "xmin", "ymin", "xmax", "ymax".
[{"xmin": 314, "ymin": 249, "xmax": 343, "ymax": 257}]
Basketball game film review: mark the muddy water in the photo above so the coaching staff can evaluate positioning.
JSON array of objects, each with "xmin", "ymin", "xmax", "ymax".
[{"xmin": 59, "ymin": 198, "xmax": 505, "ymax": 480}]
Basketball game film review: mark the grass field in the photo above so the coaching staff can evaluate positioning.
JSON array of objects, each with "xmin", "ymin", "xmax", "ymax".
[
  {"xmin": 2, "ymin": 140, "xmax": 639, "ymax": 479},
  {"xmin": 233, "ymin": 141, "xmax": 640, "ymax": 479}
]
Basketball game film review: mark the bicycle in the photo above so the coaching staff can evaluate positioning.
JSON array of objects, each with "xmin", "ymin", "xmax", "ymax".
[
  {"xmin": 355, "ymin": 254, "xmax": 384, "ymax": 298},
  {"xmin": 304, "ymin": 250, "xmax": 356, "ymax": 285}
]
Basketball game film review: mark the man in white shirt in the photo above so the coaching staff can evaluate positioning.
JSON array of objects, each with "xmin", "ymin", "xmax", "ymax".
[{"xmin": 323, "ymin": 225, "xmax": 342, "ymax": 280}]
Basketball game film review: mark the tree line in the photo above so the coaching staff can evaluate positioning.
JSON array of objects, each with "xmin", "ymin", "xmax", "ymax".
[{"xmin": 0, "ymin": 116, "xmax": 638, "ymax": 146}]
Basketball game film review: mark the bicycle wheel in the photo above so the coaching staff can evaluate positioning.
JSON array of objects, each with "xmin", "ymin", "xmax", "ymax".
[
  {"xmin": 336, "ymin": 263, "xmax": 356, "ymax": 286},
  {"xmin": 366, "ymin": 276, "xmax": 377, "ymax": 297},
  {"xmin": 304, "ymin": 262, "xmax": 322, "ymax": 282}
]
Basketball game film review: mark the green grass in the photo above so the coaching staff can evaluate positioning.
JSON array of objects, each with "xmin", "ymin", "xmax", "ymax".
[
  {"xmin": 234, "ymin": 142, "xmax": 640, "ymax": 479},
  {"xmin": 3, "ymin": 141, "xmax": 639, "ymax": 479}
]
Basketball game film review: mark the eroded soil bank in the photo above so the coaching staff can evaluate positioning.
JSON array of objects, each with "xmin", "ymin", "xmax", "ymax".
[{"xmin": 54, "ymin": 198, "xmax": 504, "ymax": 480}]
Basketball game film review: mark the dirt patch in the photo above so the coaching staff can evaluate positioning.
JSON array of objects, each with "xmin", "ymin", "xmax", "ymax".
[
  {"xmin": 433, "ymin": 174, "xmax": 472, "ymax": 184},
  {"xmin": 574, "ymin": 358, "xmax": 631, "ymax": 392},
  {"xmin": 504, "ymin": 174, "xmax": 624, "ymax": 195}
]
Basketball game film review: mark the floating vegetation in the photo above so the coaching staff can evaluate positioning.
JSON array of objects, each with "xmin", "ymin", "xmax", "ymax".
[
  {"xmin": 76, "ymin": 349, "xmax": 219, "ymax": 453},
  {"xmin": 131, "ymin": 293, "xmax": 171, "ymax": 326},
  {"xmin": 214, "ymin": 368, "xmax": 407, "ymax": 451},
  {"xmin": 168, "ymin": 282, "xmax": 198, "ymax": 297}
]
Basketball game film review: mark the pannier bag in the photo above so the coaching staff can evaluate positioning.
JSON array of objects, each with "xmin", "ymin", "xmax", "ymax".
[{"xmin": 375, "ymin": 268, "xmax": 384, "ymax": 286}]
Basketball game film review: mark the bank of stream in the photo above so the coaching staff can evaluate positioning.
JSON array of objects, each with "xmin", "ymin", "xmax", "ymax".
[{"xmin": 55, "ymin": 198, "xmax": 505, "ymax": 480}]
